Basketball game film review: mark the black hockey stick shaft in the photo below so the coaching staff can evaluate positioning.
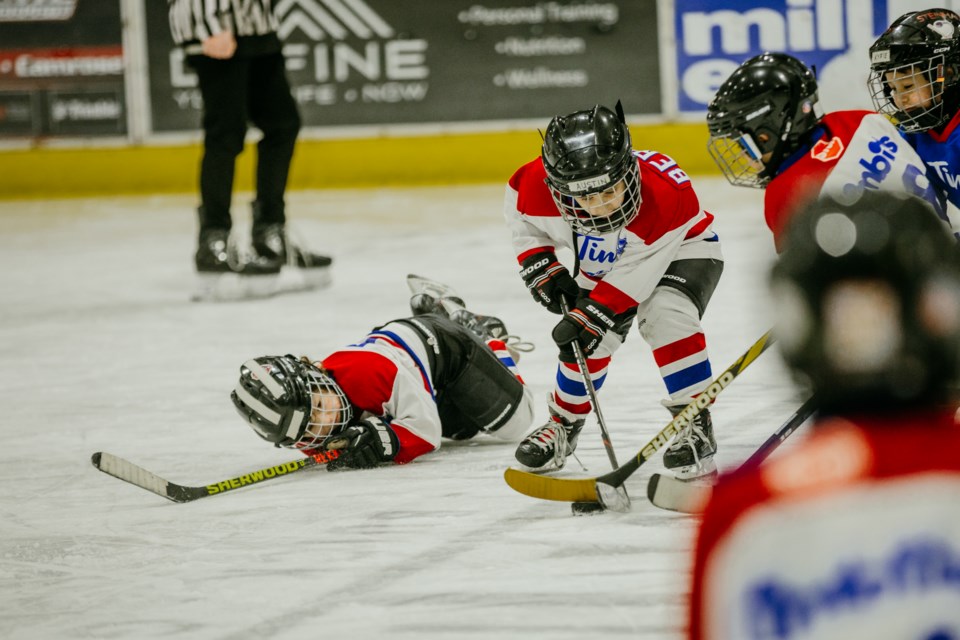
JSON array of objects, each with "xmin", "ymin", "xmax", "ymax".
[
  {"xmin": 560, "ymin": 296, "xmax": 621, "ymax": 471},
  {"xmin": 91, "ymin": 449, "xmax": 340, "ymax": 503},
  {"xmin": 741, "ymin": 396, "xmax": 817, "ymax": 469},
  {"xmin": 597, "ymin": 329, "xmax": 776, "ymax": 489}
]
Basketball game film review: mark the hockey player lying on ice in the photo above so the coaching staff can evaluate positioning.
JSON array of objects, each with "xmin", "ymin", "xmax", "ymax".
[
  {"xmin": 506, "ymin": 103, "xmax": 724, "ymax": 482},
  {"xmin": 230, "ymin": 279, "xmax": 535, "ymax": 470}
]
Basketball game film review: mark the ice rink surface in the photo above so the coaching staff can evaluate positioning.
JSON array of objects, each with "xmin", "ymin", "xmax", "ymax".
[{"xmin": 0, "ymin": 178, "xmax": 806, "ymax": 639}]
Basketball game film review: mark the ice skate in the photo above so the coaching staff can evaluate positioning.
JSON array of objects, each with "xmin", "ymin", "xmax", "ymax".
[
  {"xmin": 252, "ymin": 222, "xmax": 332, "ymax": 295},
  {"xmin": 406, "ymin": 273, "xmax": 466, "ymax": 317},
  {"xmin": 662, "ymin": 407, "xmax": 718, "ymax": 482},
  {"xmin": 252, "ymin": 222, "xmax": 332, "ymax": 269},
  {"xmin": 192, "ymin": 229, "xmax": 281, "ymax": 302},
  {"xmin": 406, "ymin": 274, "xmax": 534, "ymax": 356},
  {"xmin": 514, "ymin": 397, "xmax": 585, "ymax": 470}
]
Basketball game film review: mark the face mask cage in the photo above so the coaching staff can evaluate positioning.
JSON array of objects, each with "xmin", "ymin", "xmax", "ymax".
[
  {"xmin": 707, "ymin": 130, "xmax": 769, "ymax": 188},
  {"xmin": 547, "ymin": 159, "xmax": 641, "ymax": 234},
  {"xmin": 868, "ymin": 56, "xmax": 950, "ymax": 132},
  {"xmin": 288, "ymin": 364, "xmax": 353, "ymax": 451}
]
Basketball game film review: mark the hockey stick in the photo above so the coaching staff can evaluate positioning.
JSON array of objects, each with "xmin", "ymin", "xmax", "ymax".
[
  {"xmin": 560, "ymin": 298, "xmax": 623, "ymax": 471},
  {"xmin": 91, "ymin": 449, "xmax": 340, "ymax": 503},
  {"xmin": 559, "ymin": 296, "xmax": 630, "ymax": 512},
  {"xmin": 503, "ymin": 330, "xmax": 776, "ymax": 505},
  {"xmin": 646, "ymin": 396, "xmax": 816, "ymax": 514}
]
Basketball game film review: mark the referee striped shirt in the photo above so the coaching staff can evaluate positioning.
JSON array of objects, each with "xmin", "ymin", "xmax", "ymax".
[{"xmin": 168, "ymin": 0, "xmax": 280, "ymax": 45}]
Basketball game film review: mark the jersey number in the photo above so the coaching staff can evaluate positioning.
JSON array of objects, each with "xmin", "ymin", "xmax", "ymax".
[{"xmin": 636, "ymin": 150, "xmax": 690, "ymax": 185}]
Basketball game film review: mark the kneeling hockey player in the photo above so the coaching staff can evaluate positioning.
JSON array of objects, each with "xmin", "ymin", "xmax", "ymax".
[
  {"xmin": 505, "ymin": 104, "xmax": 724, "ymax": 482},
  {"xmin": 230, "ymin": 278, "xmax": 535, "ymax": 469}
]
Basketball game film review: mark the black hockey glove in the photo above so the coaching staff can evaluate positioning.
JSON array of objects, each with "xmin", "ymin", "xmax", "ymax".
[
  {"xmin": 520, "ymin": 252, "xmax": 580, "ymax": 315},
  {"xmin": 325, "ymin": 417, "xmax": 398, "ymax": 470},
  {"xmin": 552, "ymin": 298, "xmax": 617, "ymax": 361}
]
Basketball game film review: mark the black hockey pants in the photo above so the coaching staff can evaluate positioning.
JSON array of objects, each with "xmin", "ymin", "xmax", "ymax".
[{"xmin": 395, "ymin": 315, "xmax": 526, "ymax": 441}]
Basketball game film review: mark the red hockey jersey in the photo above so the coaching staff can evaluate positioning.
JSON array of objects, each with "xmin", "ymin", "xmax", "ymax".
[{"xmin": 689, "ymin": 410, "xmax": 960, "ymax": 639}]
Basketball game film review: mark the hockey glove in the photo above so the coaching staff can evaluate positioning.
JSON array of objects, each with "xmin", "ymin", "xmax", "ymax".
[
  {"xmin": 325, "ymin": 417, "xmax": 398, "ymax": 470},
  {"xmin": 520, "ymin": 252, "xmax": 580, "ymax": 315},
  {"xmin": 552, "ymin": 298, "xmax": 617, "ymax": 360}
]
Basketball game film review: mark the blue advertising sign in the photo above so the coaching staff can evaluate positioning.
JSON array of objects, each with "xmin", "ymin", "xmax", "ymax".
[{"xmin": 674, "ymin": 0, "xmax": 899, "ymax": 113}]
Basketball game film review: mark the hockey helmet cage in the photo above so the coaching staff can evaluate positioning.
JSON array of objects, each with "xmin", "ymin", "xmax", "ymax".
[
  {"xmin": 772, "ymin": 191, "xmax": 960, "ymax": 412},
  {"xmin": 541, "ymin": 104, "xmax": 641, "ymax": 234},
  {"xmin": 707, "ymin": 52, "xmax": 823, "ymax": 188},
  {"xmin": 231, "ymin": 355, "xmax": 353, "ymax": 450},
  {"xmin": 868, "ymin": 8, "xmax": 960, "ymax": 132}
]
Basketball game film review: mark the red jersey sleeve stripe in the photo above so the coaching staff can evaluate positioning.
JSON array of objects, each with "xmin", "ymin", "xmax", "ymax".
[
  {"xmin": 589, "ymin": 282, "xmax": 638, "ymax": 315},
  {"xmin": 684, "ymin": 212, "xmax": 715, "ymax": 239},
  {"xmin": 517, "ymin": 247, "xmax": 554, "ymax": 263}
]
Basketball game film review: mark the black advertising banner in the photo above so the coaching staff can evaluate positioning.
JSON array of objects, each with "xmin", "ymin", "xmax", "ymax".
[
  {"xmin": 146, "ymin": 0, "xmax": 660, "ymax": 133},
  {"xmin": 0, "ymin": 1, "xmax": 125, "ymax": 138}
]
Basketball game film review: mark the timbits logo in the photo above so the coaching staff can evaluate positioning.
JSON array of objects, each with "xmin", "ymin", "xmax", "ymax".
[
  {"xmin": 841, "ymin": 135, "xmax": 899, "ymax": 199},
  {"xmin": 674, "ymin": 0, "xmax": 890, "ymax": 111},
  {"xmin": 577, "ymin": 234, "xmax": 627, "ymax": 277}
]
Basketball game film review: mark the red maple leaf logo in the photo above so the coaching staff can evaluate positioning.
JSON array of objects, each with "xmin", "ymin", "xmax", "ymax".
[{"xmin": 811, "ymin": 137, "xmax": 844, "ymax": 162}]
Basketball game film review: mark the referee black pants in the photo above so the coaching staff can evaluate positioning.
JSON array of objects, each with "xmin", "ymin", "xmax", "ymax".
[{"xmin": 188, "ymin": 52, "xmax": 301, "ymax": 235}]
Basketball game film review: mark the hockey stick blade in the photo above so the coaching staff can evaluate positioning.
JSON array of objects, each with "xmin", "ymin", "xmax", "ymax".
[
  {"xmin": 647, "ymin": 396, "xmax": 817, "ymax": 514},
  {"xmin": 503, "ymin": 330, "xmax": 776, "ymax": 503},
  {"xmin": 91, "ymin": 449, "xmax": 340, "ymax": 503},
  {"xmin": 503, "ymin": 467, "xmax": 598, "ymax": 503}
]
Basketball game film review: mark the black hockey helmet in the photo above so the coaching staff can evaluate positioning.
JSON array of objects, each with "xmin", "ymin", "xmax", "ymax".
[
  {"xmin": 231, "ymin": 355, "xmax": 353, "ymax": 450},
  {"xmin": 868, "ymin": 8, "xmax": 960, "ymax": 132},
  {"xmin": 706, "ymin": 52, "xmax": 823, "ymax": 188},
  {"xmin": 772, "ymin": 191, "xmax": 960, "ymax": 412},
  {"xmin": 541, "ymin": 104, "xmax": 641, "ymax": 234}
]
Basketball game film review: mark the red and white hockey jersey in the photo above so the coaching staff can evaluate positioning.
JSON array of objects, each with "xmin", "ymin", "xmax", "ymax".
[
  {"xmin": 504, "ymin": 151, "xmax": 722, "ymax": 314},
  {"xmin": 689, "ymin": 410, "xmax": 960, "ymax": 640},
  {"xmin": 765, "ymin": 110, "xmax": 948, "ymax": 252},
  {"xmin": 319, "ymin": 321, "xmax": 442, "ymax": 464}
]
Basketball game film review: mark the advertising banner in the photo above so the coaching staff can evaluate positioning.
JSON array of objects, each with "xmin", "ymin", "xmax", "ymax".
[
  {"xmin": 673, "ymin": 0, "xmax": 932, "ymax": 114},
  {"xmin": 146, "ymin": 0, "xmax": 661, "ymax": 133},
  {"xmin": 0, "ymin": 1, "xmax": 125, "ymax": 138}
]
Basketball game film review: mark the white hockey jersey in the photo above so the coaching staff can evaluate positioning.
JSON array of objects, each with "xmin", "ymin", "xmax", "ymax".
[
  {"xmin": 504, "ymin": 151, "xmax": 722, "ymax": 315},
  {"xmin": 764, "ymin": 110, "xmax": 951, "ymax": 251}
]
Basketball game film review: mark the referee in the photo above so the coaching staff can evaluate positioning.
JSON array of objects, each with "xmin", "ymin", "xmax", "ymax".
[{"xmin": 168, "ymin": 0, "xmax": 330, "ymax": 275}]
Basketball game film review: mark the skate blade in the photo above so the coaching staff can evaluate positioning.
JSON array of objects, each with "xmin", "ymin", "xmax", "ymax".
[
  {"xmin": 191, "ymin": 272, "xmax": 279, "ymax": 302},
  {"xmin": 275, "ymin": 265, "xmax": 332, "ymax": 295},
  {"xmin": 406, "ymin": 274, "xmax": 461, "ymax": 300},
  {"xmin": 191, "ymin": 266, "xmax": 331, "ymax": 302}
]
